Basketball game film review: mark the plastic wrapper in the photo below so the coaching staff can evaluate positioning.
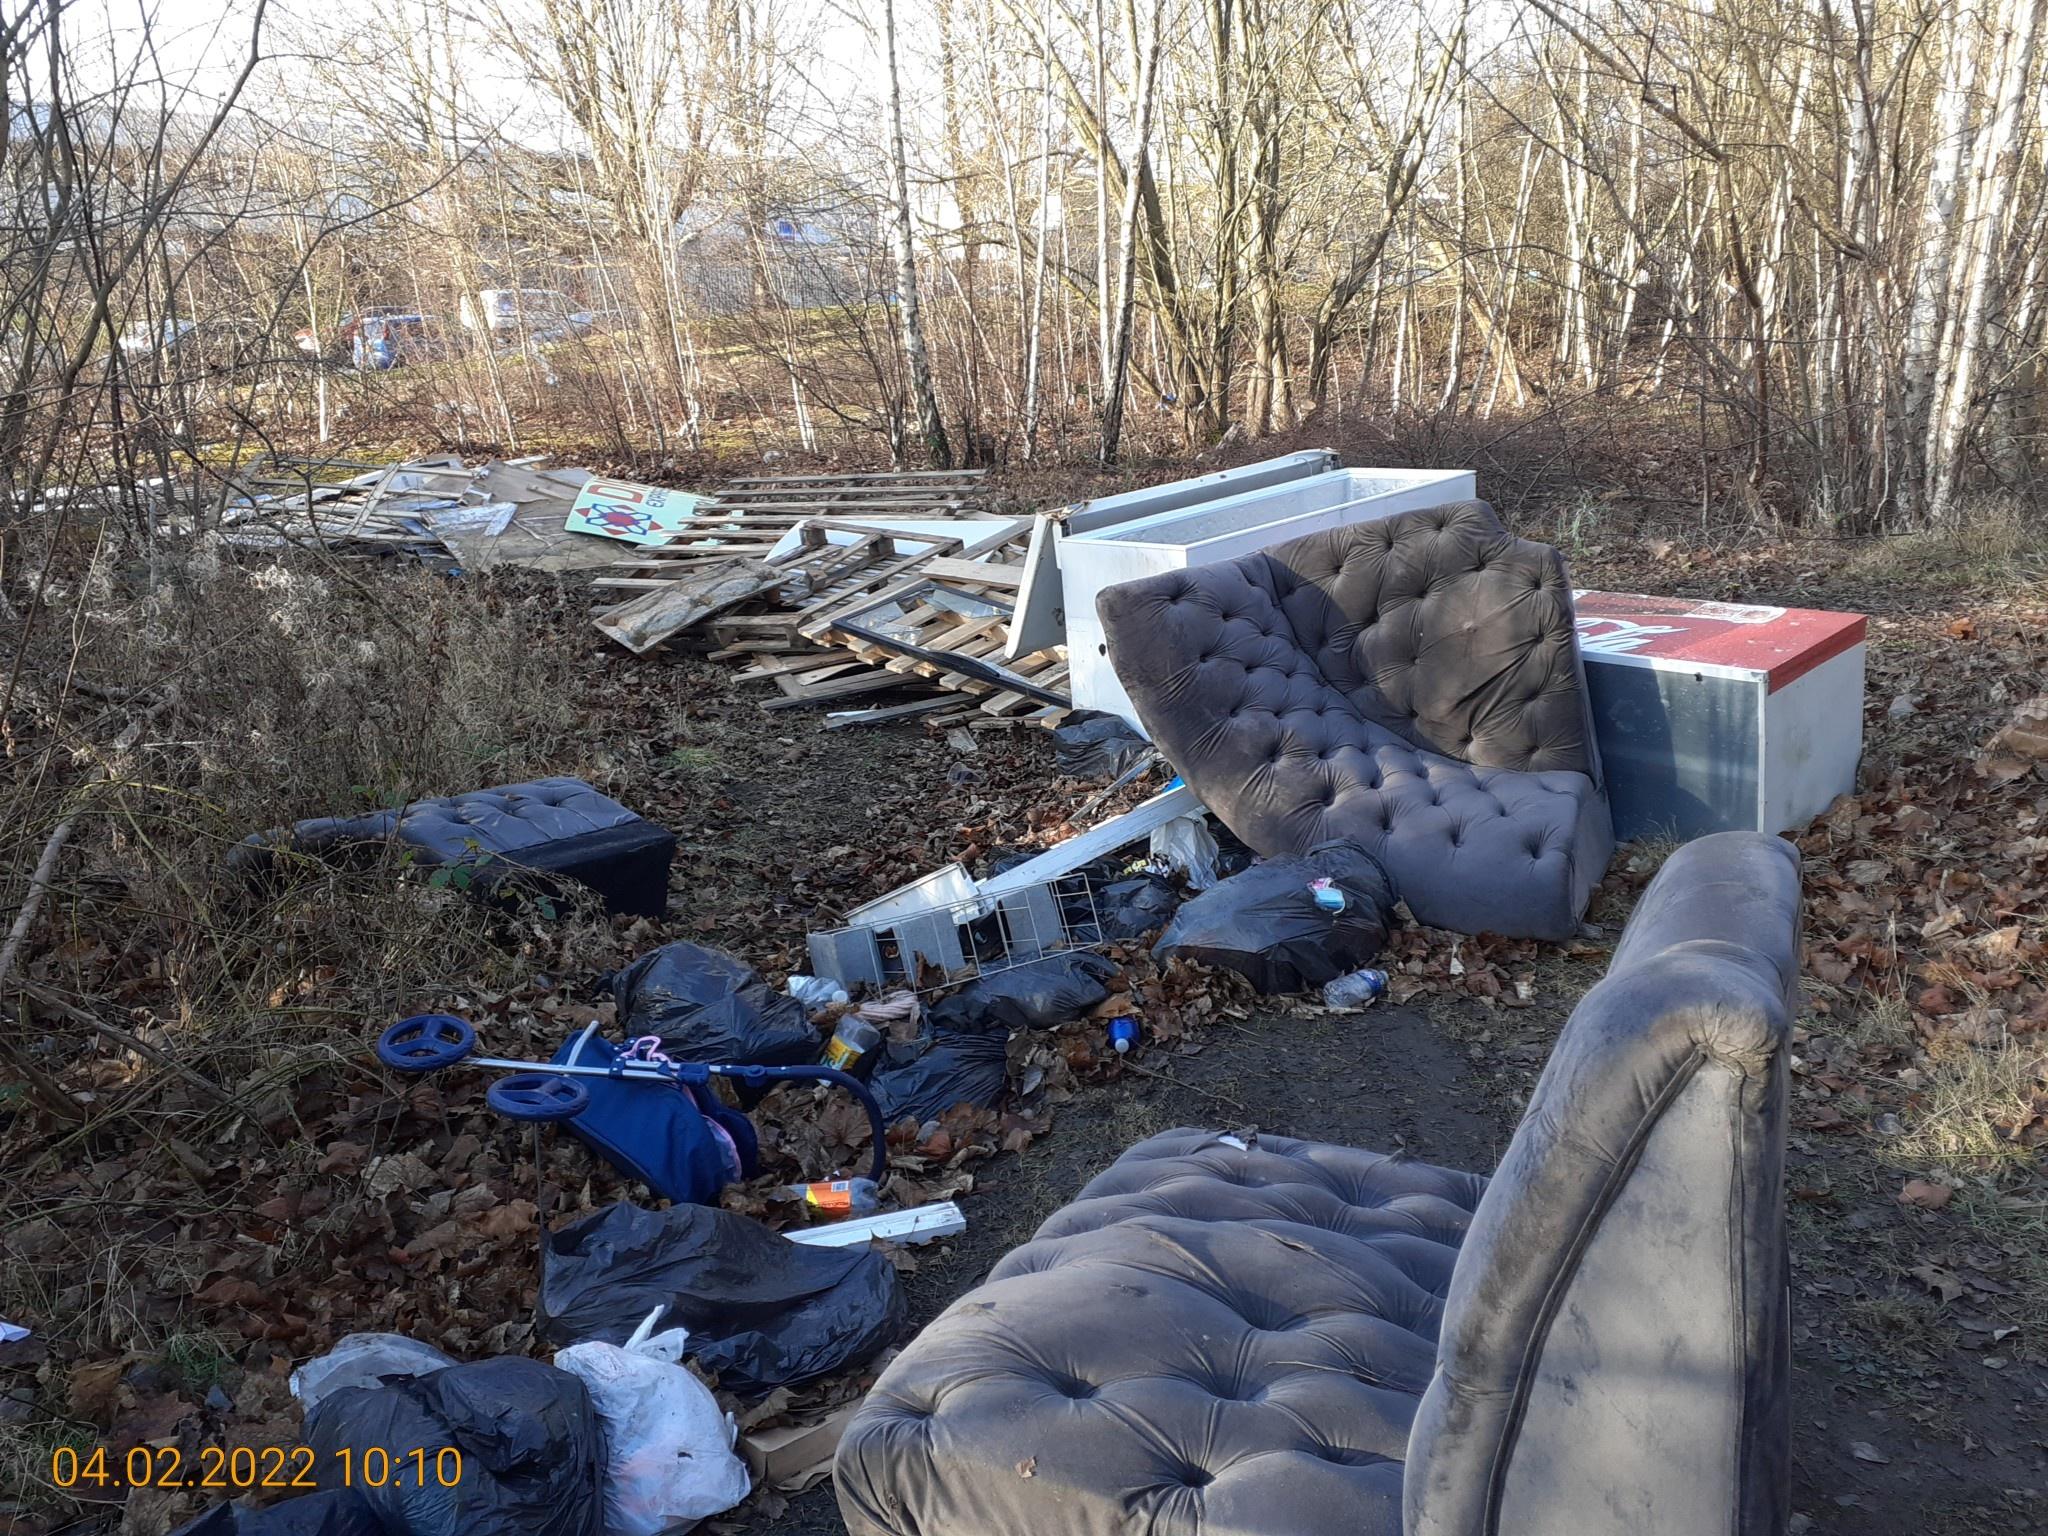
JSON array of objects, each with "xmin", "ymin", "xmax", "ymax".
[
  {"xmin": 1153, "ymin": 840, "xmax": 1397, "ymax": 993},
  {"xmin": 536, "ymin": 1202, "xmax": 903, "ymax": 1395},
  {"xmin": 553, "ymin": 1311, "xmax": 751, "ymax": 1535},
  {"xmin": 290, "ymin": 1333, "xmax": 457, "ymax": 1416},
  {"xmin": 303, "ymin": 1358, "xmax": 604, "ymax": 1536},
  {"xmin": 608, "ymin": 941, "xmax": 818, "ymax": 1066}
]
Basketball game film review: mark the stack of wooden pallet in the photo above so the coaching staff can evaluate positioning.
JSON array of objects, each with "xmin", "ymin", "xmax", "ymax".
[{"xmin": 589, "ymin": 469, "xmax": 1075, "ymax": 729}]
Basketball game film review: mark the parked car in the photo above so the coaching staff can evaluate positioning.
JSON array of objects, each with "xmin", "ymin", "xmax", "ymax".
[
  {"xmin": 116, "ymin": 315, "xmax": 269, "ymax": 372},
  {"xmin": 458, "ymin": 288, "xmax": 595, "ymax": 342},
  {"xmin": 335, "ymin": 311, "xmax": 447, "ymax": 370},
  {"xmin": 294, "ymin": 306, "xmax": 428, "ymax": 363}
]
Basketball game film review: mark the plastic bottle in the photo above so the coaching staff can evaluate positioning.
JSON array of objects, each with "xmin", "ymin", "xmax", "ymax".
[
  {"xmin": 774, "ymin": 1178, "xmax": 881, "ymax": 1216},
  {"xmin": 1108, "ymin": 1016, "xmax": 1141, "ymax": 1054},
  {"xmin": 822, "ymin": 1015, "xmax": 882, "ymax": 1071},
  {"xmin": 1323, "ymin": 968, "xmax": 1388, "ymax": 1009},
  {"xmin": 787, "ymin": 974, "xmax": 850, "ymax": 1013}
]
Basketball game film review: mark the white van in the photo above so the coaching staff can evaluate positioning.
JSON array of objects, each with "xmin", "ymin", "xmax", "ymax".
[{"xmin": 458, "ymin": 288, "xmax": 595, "ymax": 341}]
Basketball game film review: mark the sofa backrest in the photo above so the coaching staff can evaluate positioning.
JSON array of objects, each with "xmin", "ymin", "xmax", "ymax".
[
  {"xmin": 1403, "ymin": 831, "xmax": 1802, "ymax": 1536},
  {"xmin": 1095, "ymin": 499, "xmax": 1601, "ymax": 782}
]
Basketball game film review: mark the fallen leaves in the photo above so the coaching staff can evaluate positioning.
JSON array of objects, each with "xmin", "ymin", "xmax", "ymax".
[{"xmin": 1896, "ymin": 1178, "xmax": 1954, "ymax": 1211}]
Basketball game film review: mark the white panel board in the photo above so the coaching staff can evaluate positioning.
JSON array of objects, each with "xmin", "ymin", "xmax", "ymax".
[
  {"xmin": 1005, "ymin": 450, "xmax": 1338, "ymax": 659},
  {"xmin": 1064, "ymin": 467, "xmax": 1475, "ymax": 724}
]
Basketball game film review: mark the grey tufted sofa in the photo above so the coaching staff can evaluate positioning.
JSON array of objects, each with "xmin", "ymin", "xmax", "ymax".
[
  {"xmin": 834, "ymin": 830, "xmax": 1802, "ymax": 1536},
  {"xmin": 1094, "ymin": 501, "xmax": 1612, "ymax": 940}
]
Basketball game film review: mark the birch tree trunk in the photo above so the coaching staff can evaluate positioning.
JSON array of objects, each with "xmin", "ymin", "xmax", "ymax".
[
  {"xmin": 1098, "ymin": 0, "xmax": 1163, "ymax": 463},
  {"xmin": 881, "ymin": 0, "xmax": 953, "ymax": 467}
]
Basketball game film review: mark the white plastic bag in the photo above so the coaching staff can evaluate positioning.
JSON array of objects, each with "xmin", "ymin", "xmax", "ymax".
[
  {"xmin": 553, "ymin": 1308, "xmax": 751, "ymax": 1535},
  {"xmin": 1149, "ymin": 814, "xmax": 1220, "ymax": 889},
  {"xmin": 289, "ymin": 1333, "xmax": 457, "ymax": 1415}
]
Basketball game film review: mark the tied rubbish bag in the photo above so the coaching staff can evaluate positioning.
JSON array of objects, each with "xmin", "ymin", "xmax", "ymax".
[
  {"xmin": 304, "ymin": 1357, "xmax": 604, "ymax": 1536},
  {"xmin": 1051, "ymin": 711, "xmax": 1151, "ymax": 780},
  {"xmin": 928, "ymin": 951, "xmax": 1116, "ymax": 1033},
  {"xmin": 537, "ymin": 1202, "xmax": 903, "ymax": 1395},
  {"xmin": 168, "ymin": 1491, "xmax": 381, "ymax": 1536},
  {"xmin": 608, "ymin": 941, "xmax": 818, "ymax": 1066},
  {"xmin": 867, "ymin": 1026, "xmax": 1008, "ymax": 1124},
  {"xmin": 1154, "ymin": 840, "xmax": 1397, "ymax": 994},
  {"xmin": 553, "ymin": 1310, "xmax": 752, "ymax": 1535}
]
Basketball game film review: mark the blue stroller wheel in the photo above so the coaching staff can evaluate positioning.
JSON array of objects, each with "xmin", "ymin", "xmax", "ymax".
[
  {"xmin": 488, "ymin": 1073, "xmax": 590, "ymax": 1122},
  {"xmin": 378, "ymin": 1014, "xmax": 476, "ymax": 1073}
]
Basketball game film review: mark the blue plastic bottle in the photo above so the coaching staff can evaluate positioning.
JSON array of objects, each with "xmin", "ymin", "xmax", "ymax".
[{"xmin": 1108, "ymin": 1017, "xmax": 1141, "ymax": 1054}]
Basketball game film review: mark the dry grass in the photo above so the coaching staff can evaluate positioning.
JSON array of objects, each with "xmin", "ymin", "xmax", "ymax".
[
  {"xmin": 1842, "ymin": 497, "xmax": 2048, "ymax": 591},
  {"xmin": 0, "ymin": 544, "xmax": 601, "ymax": 1366},
  {"xmin": 1889, "ymin": 1040, "xmax": 2047, "ymax": 1177}
]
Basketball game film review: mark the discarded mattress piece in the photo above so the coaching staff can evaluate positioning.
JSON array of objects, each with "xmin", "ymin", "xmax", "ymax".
[
  {"xmin": 1096, "ymin": 501, "xmax": 1614, "ymax": 940},
  {"xmin": 1153, "ymin": 840, "xmax": 1396, "ymax": 993},
  {"xmin": 833, "ymin": 832, "xmax": 1804, "ymax": 1536},
  {"xmin": 229, "ymin": 777, "xmax": 676, "ymax": 917},
  {"xmin": 537, "ymin": 1202, "xmax": 904, "ymax": 1395}
]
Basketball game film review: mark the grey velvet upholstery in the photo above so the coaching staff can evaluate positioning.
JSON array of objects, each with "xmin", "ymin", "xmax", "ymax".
[
  {"xmin": 834, "ymin": 831, "xmax": 1802, "ymax": 1536},
  {"xmin": 1094, "ymin": 501, "xmax": 1613, "ymax": 940}
]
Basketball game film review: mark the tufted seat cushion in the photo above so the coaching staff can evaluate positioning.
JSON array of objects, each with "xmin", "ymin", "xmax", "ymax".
[
  {"xmin": 836, "ymin": 1131, "xmax": 1486, "ymax": 1536},
  {"xmin": 227, "ymin": 776, "xmax": 676, "ymax": 916},
  {"xmin": 835, "ymin": 832, "xmax": 1804, "ymax": 1536},
  {"xmin": 1095, "ymin": 501, "xmax": 1613, "ymax": 939}
]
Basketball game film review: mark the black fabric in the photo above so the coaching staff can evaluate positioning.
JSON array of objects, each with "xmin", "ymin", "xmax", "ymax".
[
  {"xmin": 228, "ymin": 777, "xmax": 676, "ymax": 917},
  {"xmin": 832, "ymin": 832, "xmax": 1804, "ymax": 1536},
  {"xmin": 608, "ymin": 941, "xmax": 820, "ymax": 1066},
  {"xmin": 1072, "ymin": 872, "xmax": 1183, "ymax": 941},
  {"xmin": 1152, "ymin": 839, "xmax": 1396, "ymax": 992},
  {"xmin": 304, "ymin": 1358, "xmax": 604, "ymax": 1536},
  {"xmin": 1095, "ymin": 503, "xmax": 1613, "ymax": 940},
  {"xmin": 536, "ymin": 1201, "xmax": 904, "ymax": 1395}
]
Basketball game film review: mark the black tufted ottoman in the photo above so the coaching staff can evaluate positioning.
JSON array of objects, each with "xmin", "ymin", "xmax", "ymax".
[
  {"xmin": 1095, "ymin": 500, "xmax": 1613, "ymax": 940},
  {"xmin": 835, "ymin": 832, "xmax": 1805, "ymax": 1536},
  {"xmin": 228, "ymin": 777, "xmax": 676, "ymax": 916}
]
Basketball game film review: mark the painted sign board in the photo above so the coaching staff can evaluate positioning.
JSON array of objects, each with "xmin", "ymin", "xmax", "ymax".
[{"xmin": 566, "ymin": 477, "xmax": 720, "ymax": 546}]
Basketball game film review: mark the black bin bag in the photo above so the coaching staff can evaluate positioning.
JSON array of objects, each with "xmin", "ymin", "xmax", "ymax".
[
  {"xmin": 1153, "ymin": 840, "xmax": 1397, "ymax": 993},
  {"xmin": 537, "ymin": 1202, "xmax": 903, "ymax": 1395},
  {"xmin": 168, "ymin": 1491, "xmax": 381, "ymax": 1536},
  {"xmin": 303, "ymin": 1358, "xmax": 604, "ymax": 1536},
  {"xmin": 868, "ymin": 1027, "xmax": 1009, "ymax": 1124},
  {"xmin": 608, "ymin": 941, "xmax": 817, "ymax": 1066},
  {"xmin": 928, "ymin": 950, "xmax": 1116, "ymax": 1033}
]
